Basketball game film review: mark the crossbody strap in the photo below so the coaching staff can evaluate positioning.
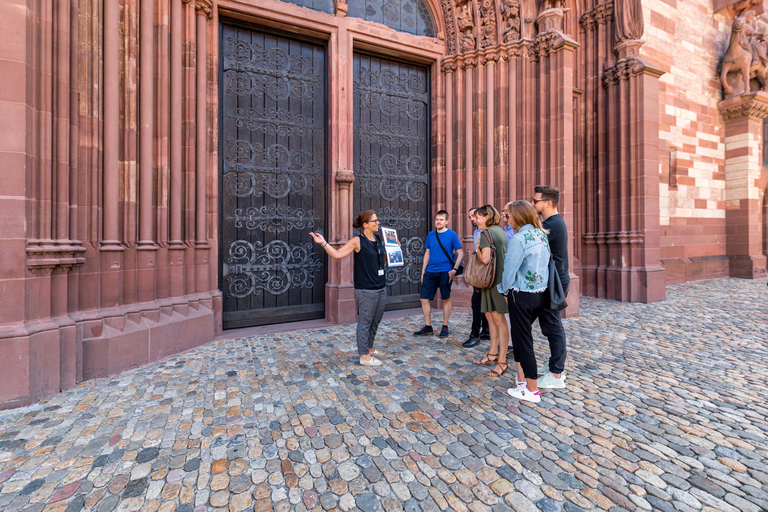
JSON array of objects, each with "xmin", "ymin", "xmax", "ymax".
[{"xmin": 434, "ymin": 231, "xmax": 456, "ymax": 267}]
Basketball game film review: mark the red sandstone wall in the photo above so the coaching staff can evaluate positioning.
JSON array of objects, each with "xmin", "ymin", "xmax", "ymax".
[{"xmin": 641, "ymin": 0, "xmax": 732, "ymax": 283}]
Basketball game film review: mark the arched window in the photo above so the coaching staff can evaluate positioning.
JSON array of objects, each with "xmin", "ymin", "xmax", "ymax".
[
  {"xmin": 348, "ymin": 0, "xmax": 435, "ymax": 37},
  {"xmin": 282, "ymin": 0, "xmax": 335, "ymax": 15}
]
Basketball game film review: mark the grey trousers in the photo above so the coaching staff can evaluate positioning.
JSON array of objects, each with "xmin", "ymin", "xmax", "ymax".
[{"xmin": 355, "ymin": 288, "xmax": 386, "ymax": 356}]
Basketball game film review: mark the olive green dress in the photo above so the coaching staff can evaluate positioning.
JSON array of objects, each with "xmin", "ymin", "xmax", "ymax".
[{"xmin": 478, "ymin": 225, "xmax": 508, "ymax": 314}]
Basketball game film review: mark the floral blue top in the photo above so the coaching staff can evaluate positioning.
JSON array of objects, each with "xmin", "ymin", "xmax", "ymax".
[{"xmin": 498, "ymin": 224, "xmax": 550, "ymax": 295}]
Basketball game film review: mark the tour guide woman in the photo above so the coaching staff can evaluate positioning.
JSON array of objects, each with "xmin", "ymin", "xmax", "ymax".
[{"xmin": 310, "ymin": 210, "xmax": 387, "ymax": 366}]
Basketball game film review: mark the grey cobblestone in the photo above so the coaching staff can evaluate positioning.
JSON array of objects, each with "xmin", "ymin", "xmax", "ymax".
[{"xmin": 0, "ymin": 279, "xmax": 766, "ymax": 511}]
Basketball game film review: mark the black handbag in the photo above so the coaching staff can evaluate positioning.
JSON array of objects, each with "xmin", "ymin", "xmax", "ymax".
[
  {"xmin": 548, "ymin": 258, "xmax": 568, "ymax": 311},
  {"xmin": 435, "ymin": 231, "xmax": 464, "ymax": 275}
]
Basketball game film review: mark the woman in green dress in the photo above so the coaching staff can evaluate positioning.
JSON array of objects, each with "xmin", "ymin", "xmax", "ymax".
[{"xmin": 472, "ymin": 204, "xmax": 509, "ymax": 377}]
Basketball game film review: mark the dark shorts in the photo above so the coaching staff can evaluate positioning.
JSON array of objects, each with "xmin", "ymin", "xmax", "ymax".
[{"xmin": 420, "ymin": 271, "xmax": 452, "ymax": 300}]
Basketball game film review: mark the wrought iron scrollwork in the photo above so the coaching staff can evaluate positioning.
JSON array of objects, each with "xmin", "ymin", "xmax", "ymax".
[
  {"xmin": 223, "ymin": 38, "xmax": 322, "ymax": 102},
  {"xmin": 223, "ymin": 140, "xmax": 320, "ymax": 198},
  {"xmin": 227, "ymin": 107, "xmax": 316, "ymax": 137},
  {"xmin": 377, "ymin": 207, "xmax": 425, "ymax": 231},
  {"xmin": 386, "ymin": 237, "xmax": 425, "ymax": 286},
  {"xmin": 356, "ymin": 154, "xmax": 427, "ymax": 202},
  {"xmin": 224, "ymin": 240, "xmax": 322, "ymax": 298},
  {"xmin": 227, "ymin": 204, "xmax": 318, "ymax": 233},
  {"xmin": 357, "ymin": 123, "xmax": 425, "ymax": 148},
  {"xmin": 355, "ymin": 68, "xmax": 428, "ymax": 121}
]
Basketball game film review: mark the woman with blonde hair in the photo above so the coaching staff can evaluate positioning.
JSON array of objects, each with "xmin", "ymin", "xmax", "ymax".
[
  {"xmin": 499, "ymin": 200, "xmax": 551, "ymax": 403},
  {"xmin": 310, "ymin": 210, "xmax": 388, "ymax": 366},
  {"xmin": 472, "ymin": 204, "xmax": 510, "ymax": 378}
]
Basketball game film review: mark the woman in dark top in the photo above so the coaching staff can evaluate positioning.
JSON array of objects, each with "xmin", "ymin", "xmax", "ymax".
[
  {"xmin": 310, "ymin": 210, "xmax": 387, "ymax": 366},
  {"xmin": 472, "ymin": 204, "xmax": 509, "ymax": 378}
]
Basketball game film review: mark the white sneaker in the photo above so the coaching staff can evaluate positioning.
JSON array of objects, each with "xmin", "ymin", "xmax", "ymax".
[
  {"xmin": 507, "ymin": 386, "xmax": 542, "ymax": 403},
  {"xmin": 360, "ymin": 356, "xmax": 382, "ymax": 366},
  {"xmin": 369, "ymin": 349, "xmax": 386, "ymax": 357},
  {"xmin": 537, "ymin": 372, "xmax": 566, "ymax": 389}
]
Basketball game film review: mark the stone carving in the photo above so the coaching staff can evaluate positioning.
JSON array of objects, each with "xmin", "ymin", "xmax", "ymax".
[
  {"xmin": 456, "ymin": 1, "xmax": 476, "ymax": 52},
  {"xmin": 500, "ymin": 0, "xmax": 521, "ymax": 42},
  {"xmin": 720, "ymin": 10, "xmax": 768, "ymax": 98},
  {"xmin": 441, "ymin": 0, "xmax": 458, "ymax": 54},
  {"xmin": 478, "ymin": 0, "xmax": 497, "ymax": 47},
  {"xmin": 520, "ymin": 0, "xmax": 537, "ymax": 39},
  {"xmin": 614, "ymin": 0, "xmax": 644, "ymax": 42}
]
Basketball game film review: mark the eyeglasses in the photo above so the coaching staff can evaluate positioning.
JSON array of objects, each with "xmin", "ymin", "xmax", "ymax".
[
  {"xmin": 367, "ymin": 219, "xmax": 380, "ymax": 223},
  {"xmin": 532, "ymin": 198, "xmax": 546, "ymax": 204},
  {"xmin": 502, "ymin": 213, "xmax": 510, "ymax": 218}
]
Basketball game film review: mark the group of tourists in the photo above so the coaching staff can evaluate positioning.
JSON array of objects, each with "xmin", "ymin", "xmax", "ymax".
[{"xmin": 308, "ymin": 186, "xmax": 570, "ymax": 404}]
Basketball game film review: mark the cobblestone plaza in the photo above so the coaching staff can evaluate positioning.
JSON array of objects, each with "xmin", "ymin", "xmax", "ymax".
[{"xmin": 0, "ymin": 278, "xmax": 766, "ymax": 512}]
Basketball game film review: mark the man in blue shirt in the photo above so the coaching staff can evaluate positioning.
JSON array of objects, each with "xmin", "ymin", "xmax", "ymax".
[{"xmin": 414, "ymin": 210, "xmax": 464, "ymax": 337}]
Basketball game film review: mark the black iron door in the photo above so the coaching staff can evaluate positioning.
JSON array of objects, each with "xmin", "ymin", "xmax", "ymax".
[
  {"xmin": 220, "ymin": 25, "xmax": 326, "ymax": 328},
  {"xmin": 353, "ymin": 54, "xmax": 429, "ymax": 310}
]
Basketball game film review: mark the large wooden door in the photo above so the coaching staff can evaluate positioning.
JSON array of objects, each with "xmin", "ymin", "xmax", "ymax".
[
  {"xmin": 353, "ymin": 54, "xmax": 430, "ymax": 310},
  {"xmin": 220, "ymin": 25, "xmax": 326, "ymax": 328}
]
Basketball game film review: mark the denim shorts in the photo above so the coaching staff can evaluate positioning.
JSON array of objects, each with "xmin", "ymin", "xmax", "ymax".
[{"xmin": 420, "ymin": 271, "xmax": 452, "ymax": 300}]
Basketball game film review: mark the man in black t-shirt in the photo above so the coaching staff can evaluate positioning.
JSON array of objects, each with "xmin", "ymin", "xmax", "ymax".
[{"xmin": 532, "ymin": 186, "xmax": 569, "ymax": 389}]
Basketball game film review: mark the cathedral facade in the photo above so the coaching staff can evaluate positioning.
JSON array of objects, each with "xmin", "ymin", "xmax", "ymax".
[{"xmin": 0, "ymin": 0, "xmax": 766, "ymax": 408}]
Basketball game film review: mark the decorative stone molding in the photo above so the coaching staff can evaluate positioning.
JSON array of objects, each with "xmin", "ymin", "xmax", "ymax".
[
  {"xmin": 335, "ymin": 170, "xmax": 355, "ymax": 189},
  {"xmin": 335, "ymin": 0, "xmax": 348, "ymax": 15},
  {"xmin": 594, "ymin": 2, "xmax": 614, "ymax": 25},
  {"xmin": 441, "ymin": 59, "xmax": 459, "ymax": 73},
  {"xmin": 718, "ymin": 92, "xmax": 768, "ymax": 121},
  {"xmin": 603, "ymin": 55, "xmax": 663, "ymax": 87},
  {"xmin": 26, "ymin": 239, "xmax": 87, "ymax": 271},
  {"xmin": 583, "ymin": 231, "xmax": 645, "ymax": 245},
  {"xmin": 529, "ymin": 32, "xmax": 561, "ymax": 62},
  {"xmin": 580, "ymin": 3, "xmax": 613, "ymax": 32},
  {"xmin": 456, "ymin": 0, "xmax": 475, "ymax": 53},
  {"xmin": 441, "ymin": 0, "xmax": 458, "ymax": 54},
  {"xmin": 478, "ymin": 0, "xmax": 497, "ymax": 48},
  {"xmin": 195, "ymin": 0, "xmax": 212, "ymax": 18}
]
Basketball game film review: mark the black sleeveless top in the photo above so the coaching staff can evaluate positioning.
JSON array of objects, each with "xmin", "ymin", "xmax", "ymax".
[{"xmin": 354, "ymin": 234, "xmax": 386, "ymax": 290}]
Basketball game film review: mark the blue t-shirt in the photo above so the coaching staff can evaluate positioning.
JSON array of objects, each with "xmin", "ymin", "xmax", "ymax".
[{"xmin": 425, "ymin": 229, "xmax": 462, "ymax": 272}]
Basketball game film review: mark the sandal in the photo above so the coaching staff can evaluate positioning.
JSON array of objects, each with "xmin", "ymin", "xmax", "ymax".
[
  {"xmin": 487, "ymin": 362, "xmax": 508, "ymax": 377},
  {"xmin": 475, "ymin": 352, "xmax": 498, "ymax": 365}
]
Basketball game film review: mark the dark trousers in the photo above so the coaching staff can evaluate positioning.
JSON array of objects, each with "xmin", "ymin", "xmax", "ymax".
[
  {"xmin": 355, "ymin": 288, "xmax": 386, "ymax": 356},
  {"xmin": 470, "ymin": 288, "xmax": 489, "ymax": 337},
  {"xmin": 539, "ymin": 283, "xmax": 568, "ymax": 374},
  {"xmin": 507, "ymin": 290, "xmax": 548, "ymax": 380}
]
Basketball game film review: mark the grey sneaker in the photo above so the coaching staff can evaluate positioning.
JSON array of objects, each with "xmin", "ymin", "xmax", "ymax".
[
  {"xmin": 360, "ymin": 356, "xmax": 383, "ymax": 366},
  {"xmin": 537, "ymin": 372, "xmax": 566, "ymax": 389}
]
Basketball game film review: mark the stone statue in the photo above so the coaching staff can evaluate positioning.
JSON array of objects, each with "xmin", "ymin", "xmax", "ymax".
[
  {"xmin": 500, "ymin": 0, "xmax": 521, "ymax": 42},
  {"xmin": 456, "ymin": 2, "xmax": 473, "ymax": 31},
  {"xmin": 720, "ymin": 10, "xmax": 768, "ymax": 97},
  {"xmin": 614, "ymin": 0, "xmax": 644, "ymax": 42},
  {"xmin": 460, "ymin": 32, "xmax": 476, "ymax": 51}
]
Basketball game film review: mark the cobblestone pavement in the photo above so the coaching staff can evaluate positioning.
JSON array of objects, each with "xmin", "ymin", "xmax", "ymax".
[{"xmin": 1, "ymin": 278, "xmax": 767, "ymax": 512}]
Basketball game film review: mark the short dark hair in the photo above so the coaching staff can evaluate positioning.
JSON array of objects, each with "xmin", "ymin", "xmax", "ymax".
[
  {"xmin": 534, "ymin": 185, "xmax": 560, "ymax": 208},
  {"xmin": 468, "ymin": 206, "xmax": 481, "ymax": 212},
  {"xmin": 436, "ymin": 209, "xmax": 449, "ymax": 220}
]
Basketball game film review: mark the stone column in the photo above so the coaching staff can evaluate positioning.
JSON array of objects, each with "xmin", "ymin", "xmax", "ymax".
[
  {"xmin": 137, "ymin": 0, "xmax": 158, "ymax": 303},
  {"xmin": 601, "ymin": 40, "xmax": 666, "ymax": 302},
  {"xmin": 326, "ymin": 171, "xmax": 357, "ymax": 324},
  {"xmin": 194, "ymin": 1, "xmax": 211, "ymax": 294},
  {"xmin": 718, "ymin": 92, "xmax": 768, "ymax": 279},
  {"xmin": 168, "ymin": 0, "xmax": 186, "ymax": 299},
  {"xmin": 100, "ymin": 0, "xmax": 125, "ymax": 308}
]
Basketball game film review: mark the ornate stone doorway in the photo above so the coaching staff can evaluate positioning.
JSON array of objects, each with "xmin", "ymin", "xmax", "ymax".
[
  {"xmin": 219, "ymin": 24, "xmax": 327, "ymax": 328},
  {"xmin": 352, "ymin": 53, "xmax": 430, "ymax": 310}
]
